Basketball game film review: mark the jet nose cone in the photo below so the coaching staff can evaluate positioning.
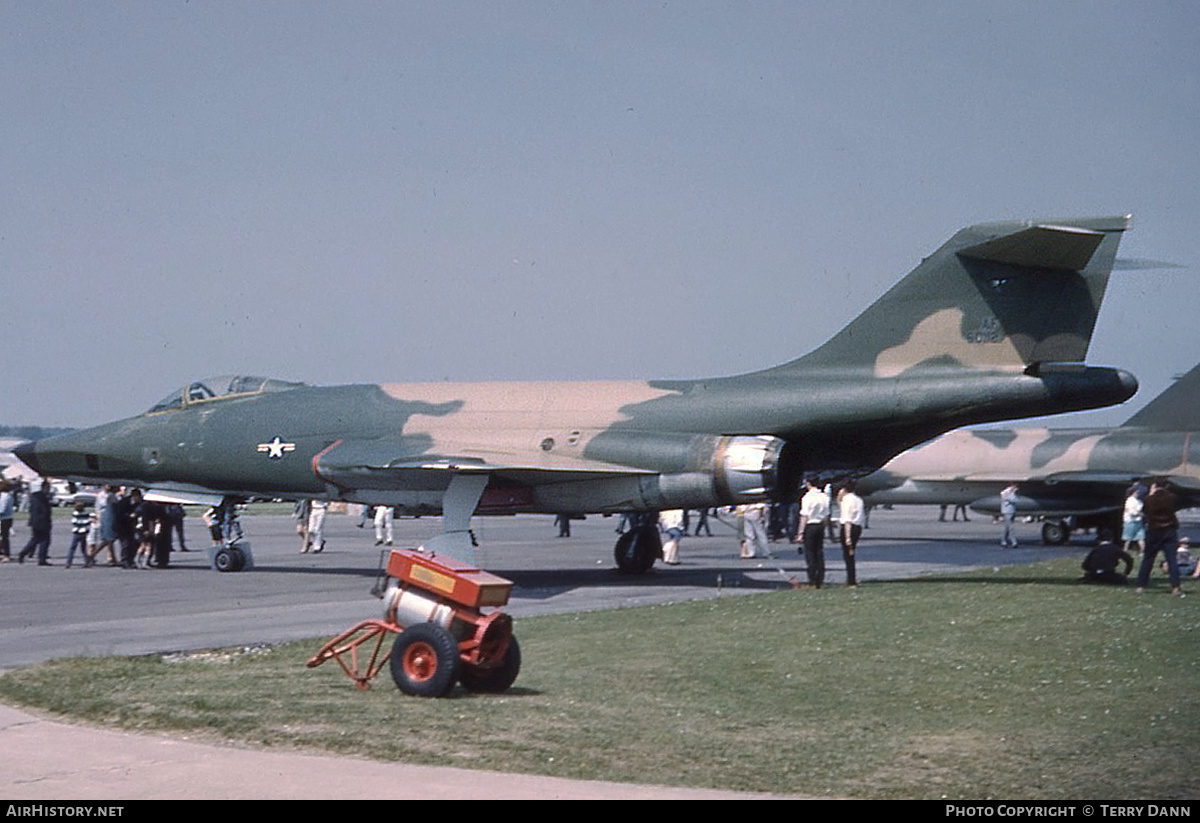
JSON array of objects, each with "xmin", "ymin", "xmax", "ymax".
[{"xmin": 12, "ymin": 441, "xmax": 39, "ymax": 475}]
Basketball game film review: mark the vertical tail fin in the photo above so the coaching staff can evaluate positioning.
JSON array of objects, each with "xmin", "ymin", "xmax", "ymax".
[
  {"xmin": 768, "ymin": 215, "xmax": 1131, "ymax": 377},
  {"xmin": 1121, "ymin": 362, "xmax": 1200, "ymax": 430}
]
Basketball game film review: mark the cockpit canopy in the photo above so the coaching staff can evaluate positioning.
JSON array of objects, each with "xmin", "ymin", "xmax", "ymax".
[{"xmin": 146, "ymin": 375, "xmax": 307, "ymax": 414}]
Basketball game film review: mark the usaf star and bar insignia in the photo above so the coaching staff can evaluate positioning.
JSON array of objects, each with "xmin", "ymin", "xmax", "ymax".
[{"xmin": 257, "ymin": 436, "xmax": 297, "ymax": 459}]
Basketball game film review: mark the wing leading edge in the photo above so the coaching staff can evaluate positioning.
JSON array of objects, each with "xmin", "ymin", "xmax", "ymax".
[{"xmin": 313, "ymin": 437, "xmax": 654, "ymax": 493}]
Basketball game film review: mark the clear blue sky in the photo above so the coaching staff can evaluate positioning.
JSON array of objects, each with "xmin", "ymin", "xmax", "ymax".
[{"xmin": 2, "ymin": 1, "xmax": 1197, "ymax": 428}]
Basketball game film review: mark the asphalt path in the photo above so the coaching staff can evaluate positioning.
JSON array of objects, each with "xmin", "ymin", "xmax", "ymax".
[
  {"xmin": 0, "ymin": 507, "xmax": 1170, "ymax": 799},
  {"xmin": 0, "ymin": 507, "xmax": 1104, "ymax": 668}
]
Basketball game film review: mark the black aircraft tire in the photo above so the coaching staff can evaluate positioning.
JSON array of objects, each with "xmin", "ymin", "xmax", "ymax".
[
  {"xmin": 214, "ymin": 547, "xmax": 245, "ymax": 572},
  {"xmin": 459, "ymin": 635, "xmax": 522, "ymax": 694},
  {"xmin": 614, "ymin": 530, "xmax": 638, "ymax": 573},
  {"xmin": 614, "ymin": 524, "xmax": 661, "ymax": 574},
  {"xmin": 390, "ymin": 623, "xmax": 461, "ymax": 698},
  {"xmin": 1041, "ymin": 521, "xmax": 1070, "ymax": 546}
]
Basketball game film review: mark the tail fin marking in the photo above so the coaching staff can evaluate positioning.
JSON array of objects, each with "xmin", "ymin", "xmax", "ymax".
[{"xmin": 763, "ymin": 215, "xmax": 1130, "ymax": 378}]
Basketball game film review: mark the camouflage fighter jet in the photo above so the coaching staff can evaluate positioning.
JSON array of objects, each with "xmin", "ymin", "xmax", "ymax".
[
  {"xmin": 858, "ymin": 361, "xmax": 1200, "ymax": 545},
  {"xmin": 16, "ymin": 216, "xmax": 1138, "ymax": 571}
]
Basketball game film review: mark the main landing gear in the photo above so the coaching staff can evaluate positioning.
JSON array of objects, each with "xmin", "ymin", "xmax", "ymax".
[
  {"xmin": 1040, "ymin": 515, "xmax": 1120, "ymax": 546},
  {"xmin": 210, "ymin": 495, "xmax": 252, "ymax": 572},
  {"xmin": 614, "ymin": 522, "xmax": 661, "ymax": 574}
]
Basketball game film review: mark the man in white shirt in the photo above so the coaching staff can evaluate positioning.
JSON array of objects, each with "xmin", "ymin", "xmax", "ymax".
[
  {"xmin": 838, "ymin": 482, "xmax": 866, "ymax": 588},
  {"xmin": 999, "ymin": 482, "xmax": 1019, "ymax": 548},
  {"xmin": 797, "ymin": 479, "xmax": 830, "ymax": 588}
]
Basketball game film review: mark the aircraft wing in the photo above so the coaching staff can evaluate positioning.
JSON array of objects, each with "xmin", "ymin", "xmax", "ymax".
[
  {"xmin": 969, "ymin": 471, "xmax": 1200, "ymax": 518},
  {"xmin": 313, "ymin": 437, "xmax": 654, "ymax": 493},
  {"xmin": 1038, "ymin": 471, "xmax": 1146, "ymax": 486},
  {"xmin": 142, "ymin": 486, "xmax": 227, "ymax": 507},
  {"xmin": 967, "ymin": 491, "xmax": 1121, "ymax": 518},
  {"xmin": 1165, "ymin": 476, "xmax": 1200, "ymax": 494},
  {"xmin": 1041, "ymin": 471, "xmax": 1200, "ymax": 494}
]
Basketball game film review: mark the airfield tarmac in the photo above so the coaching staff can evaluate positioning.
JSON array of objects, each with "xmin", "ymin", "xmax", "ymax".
[
  {"xmin": 1, "ymin": 507, "xmax": 1178, "ymax": 799},
  {"xmin": 0, "ymin": 507, "xmax": 1106, "ymax": 668}
]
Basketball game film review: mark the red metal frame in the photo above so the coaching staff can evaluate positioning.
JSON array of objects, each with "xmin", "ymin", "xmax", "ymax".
[{"xmin": 305, "ymin": 619, "xmax": 397, "ymax": 690}]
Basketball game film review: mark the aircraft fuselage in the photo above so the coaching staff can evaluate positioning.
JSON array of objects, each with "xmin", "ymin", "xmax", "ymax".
[{"xmin": 21, "ymin": 366, "xmax": 1135, "ymax": 514}]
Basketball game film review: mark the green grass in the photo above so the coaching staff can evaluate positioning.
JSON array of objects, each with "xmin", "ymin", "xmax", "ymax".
[{"xmin": 1, "ymin": 558, "xmax": 1197, "ymax": 798}]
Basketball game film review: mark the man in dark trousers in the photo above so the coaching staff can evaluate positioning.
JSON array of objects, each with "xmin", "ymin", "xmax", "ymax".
[
  {"xmin": 797, "ymin": 479, "xmax": 830, "ymax": 588},
  {"xmin": 17, "ymin": 480, "xmax": 52, "ymax": 565},
  {"xmin": 1136, "ymin": 478, "xmax": 1185, "ymax": 596},
  {"xmin": 113, "ymin": 488, "xmax": 140, "ymax": 569}
]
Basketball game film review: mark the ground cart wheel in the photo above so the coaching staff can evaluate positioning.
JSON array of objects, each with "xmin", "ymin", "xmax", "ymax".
[
  {"xmin": 389, "ymin": 622, "xmax": 461, "ymax": 697},
  {"xmin": 459, "ymin": 635, "xmax": 521, "ymax": 694}
]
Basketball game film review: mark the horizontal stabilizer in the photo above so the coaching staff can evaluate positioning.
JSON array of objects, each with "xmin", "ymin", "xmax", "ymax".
[{"xmin": 957, "ymin": 225, "xmax": 1106, "ymax": 271}]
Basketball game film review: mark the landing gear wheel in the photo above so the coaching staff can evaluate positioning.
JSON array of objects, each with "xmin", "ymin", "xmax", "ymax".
[
  {"xmin": 1041, "ymin": 521, "xmax": 1070, "ymax": 546},
  {"xmin": 614, "ymin": 524, "xmax": 661, "ymax": 574},
  {"xmin": 389, "ymin": 623, "xmax": 461, "ymax": 697},
  {"xmin": 214, "ymin": 546, "xmax": 245, "ymax": 572},
  {"xmin": 459, "ymin": 635, "xmax": 522, "ymax": 693}
]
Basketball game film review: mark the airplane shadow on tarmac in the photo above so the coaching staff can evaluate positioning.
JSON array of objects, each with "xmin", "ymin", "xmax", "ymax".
[
  {"xmin": 224, "ymin": 561, "xmax": 795, "ymax": 598},
  {"xmin": 498, "ymin": 566, "xmax": 795, "ymax": 599},
  {"xmin": 247, "ymin": 564, "xmax": 383, "ymax": 578}
]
